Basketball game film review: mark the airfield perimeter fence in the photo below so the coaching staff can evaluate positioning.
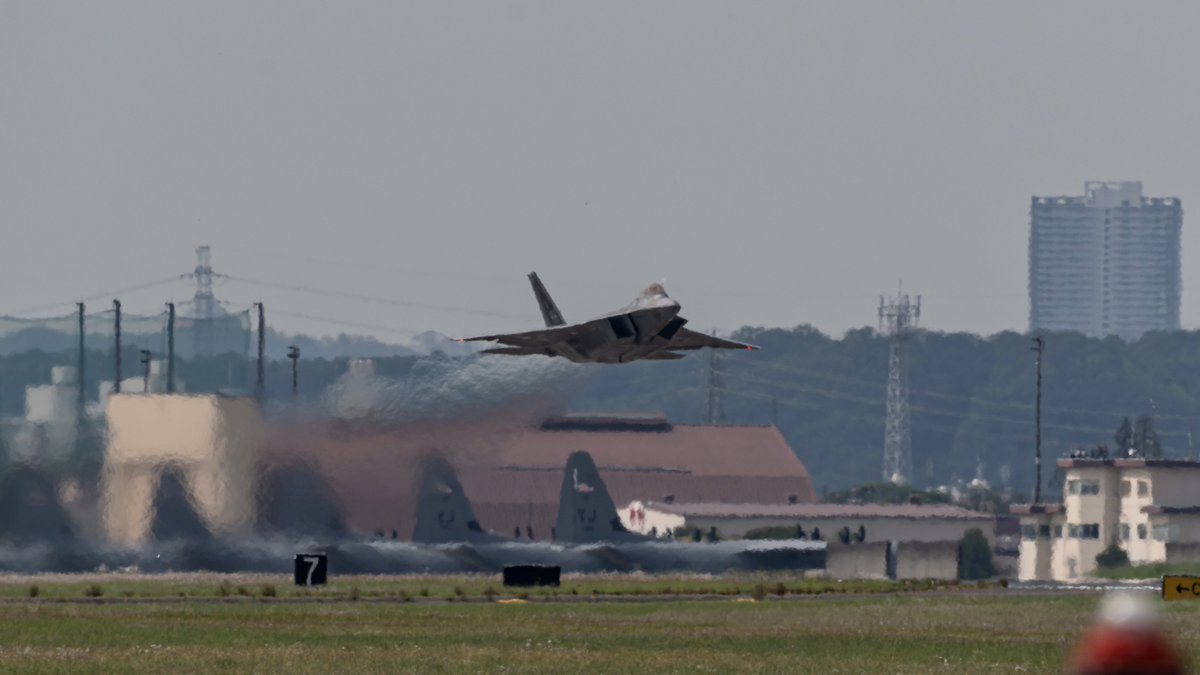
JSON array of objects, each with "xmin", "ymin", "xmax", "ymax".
[{"xmin": 0, "ymin": 306, "xmax": 252, "ymax": 416}]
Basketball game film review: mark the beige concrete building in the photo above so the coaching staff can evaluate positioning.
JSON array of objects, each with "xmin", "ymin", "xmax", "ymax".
[
  {"xmin": 1015, "ymin": 458, "xmax": 1200, "ymax": 581},
  {"xmin": 622, "ymin": 501, "xmax": 994, "ymax": 544},
  {"xmin": 102, "ymin": 394, "xmax": 264, "ymax": 547}
]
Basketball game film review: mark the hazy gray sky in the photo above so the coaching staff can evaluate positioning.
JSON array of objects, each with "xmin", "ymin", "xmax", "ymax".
[{"xmin": 4, "ymin": 2, "xmax": 1199, "ymax": 342}]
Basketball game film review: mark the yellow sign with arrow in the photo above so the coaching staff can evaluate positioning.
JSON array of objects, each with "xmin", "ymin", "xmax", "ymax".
[{"xmin": 1162, "ymin": 575, "xmax": 1200, "ymax": 601}]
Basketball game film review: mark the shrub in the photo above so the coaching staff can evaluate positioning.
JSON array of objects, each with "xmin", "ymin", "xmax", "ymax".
[
  {"xmin": 27, "ymin": 585, "xmax": 38, "ymax": 598},
  {"xmin": 751, "ymin": 583, "xmax": 767, "ymax": 601},
  {"xmin": 84, "ymin": 584, "xmax": 103, "ymax": 598},
  {"xmin": 958, "ymin": 528, "xmax": 995, "ymax": 580},
  {"xmin": 744, "ymin": 525, "xmax": 805, "ymax": 540},
  {"xmin": 260, "ymin": 585, "xmax": 277, "ymax": 598},
  {"xmin": 1096, "ymin": 544, "xmax": 1130, "ymax": 569}
]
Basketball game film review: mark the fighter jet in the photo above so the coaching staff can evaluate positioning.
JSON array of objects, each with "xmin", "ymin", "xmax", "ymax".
[{"xmin": 462, "ymin": 273, "xmax": 758, "ymax": 364}]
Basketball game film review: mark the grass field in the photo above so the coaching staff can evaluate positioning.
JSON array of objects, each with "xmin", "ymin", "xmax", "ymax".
[
  {"xmin": 1094, "ymin": 562, "xmax": 1200, "ymax": 580},
  {"xmin": 0, "ymin": 575, "xmax": 1193, "ymax": 673},
  {"xmin": 0, "ymin": 572, "xmax": 924, "ymax": 601}
]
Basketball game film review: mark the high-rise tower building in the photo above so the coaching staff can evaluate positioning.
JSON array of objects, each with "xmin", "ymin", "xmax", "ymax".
[{"xmin": 1029, "ymin": 181, "xmax": 1182, "ymax": 340}]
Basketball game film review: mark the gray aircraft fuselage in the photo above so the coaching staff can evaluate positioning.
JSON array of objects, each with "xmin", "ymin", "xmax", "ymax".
[
  {"xmin": 556, "ymin": 301, "xmax": 683, "ymax": 365},
  {"xmin": 464, "ymin": 275, "xmax": 757, "ymax": 364}
]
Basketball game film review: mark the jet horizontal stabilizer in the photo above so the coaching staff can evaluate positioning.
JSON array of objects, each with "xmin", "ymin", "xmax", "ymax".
[{"xmin": 482, "ymin": 346, "xmax": 546, "ymax": 356}]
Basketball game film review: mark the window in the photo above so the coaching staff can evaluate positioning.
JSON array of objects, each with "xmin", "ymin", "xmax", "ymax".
[
  {"xmin": 1153, "ymin": 525, "xmax": 1171, "ymax": 542},
  {"xmin": 1038, "ymin": 525, "xmax": 1051, "ymax": 539},
  {"xmin": 1119, "ymin": 480, "xmax": 1131, "ymax": 497},
  {"xmin": 1137, "ymin": 524, "xmax": 1147, "ymax": 540},
  {"xmin": 1054, "ymin": 526, "xmax": 1063, "ymax": 538},
  {"xmin": 1138, "ymin": 481, "xmax": 1150, "ymax": 498},
  {"xmin": 1072, "ymin": 524, "xmax": 1100, "ymax": 540},
  {"xmin": 1120, "ymin": 524, "xmax": 1130, "ymax": 541},
  {"xmin": 1068, "ymin": 479, "xmax": 1100, "ymax": 496},
  {"xmin": 1022, "ymin": 525, "xmax": 1037, "ymax": 541},
  {"xmin": 1068, "ymin": 524, "xmax": 1080, "ymax": 539}
]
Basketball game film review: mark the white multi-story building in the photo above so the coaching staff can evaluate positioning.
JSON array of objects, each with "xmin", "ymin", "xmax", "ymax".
[
  {"xmin": 1029, "ymin": 181, "xmax": 1182, "ymax": 340},
  {"xmin": 1015, "ymin": 457, "xmax": 1200, "ymax": 581}
]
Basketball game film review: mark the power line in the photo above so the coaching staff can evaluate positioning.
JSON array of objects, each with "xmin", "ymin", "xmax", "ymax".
[
  {"xmin": 735, "ymin": 356, "xmax": 1200, "ymax": 423},
  {"xmin": 235, "ymin": 305, "xmax": 421, "ymax": 339},
  {"xmin": 719, "ymin": 368, "xmax": 1193, "ymax": 438},
  {"xmin": 2, "ymin": 276, "xmax": 184, "ymax": 316},
  {"xmin": 223, "ymin": 274, "xmax": 529, "ymax": 321}
]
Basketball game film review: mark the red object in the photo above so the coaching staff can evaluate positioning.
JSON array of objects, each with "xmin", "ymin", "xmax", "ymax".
[{"xmin": 1069, "ymin": 625, "xmax": 1185, "ymax": 675}]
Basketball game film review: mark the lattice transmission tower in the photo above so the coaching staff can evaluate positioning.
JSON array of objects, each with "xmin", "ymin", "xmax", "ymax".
[
  {"xmin": 191, "ymin": 245, "xmax": 217, "ymax": 321},
  {"xmin": 180, "ymin": 245, "xmax": 227, "ymax": 356},
  {"xmin": 879, "ymin": 284, "xmax": 920, "ymax": 485}
]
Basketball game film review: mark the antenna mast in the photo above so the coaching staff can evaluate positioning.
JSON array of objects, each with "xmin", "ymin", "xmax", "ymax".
[
  {"xmin": 879, "ymin": 283, "xmax": 920, "ymax": 485},
  {"xmin": 704, "ymin": 330, "xmax": 725, "ymax": 426}
]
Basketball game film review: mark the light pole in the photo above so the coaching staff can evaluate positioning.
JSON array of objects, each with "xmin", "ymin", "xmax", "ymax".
[
  {"xmin": 140, "ymin": 350, "xmax": 152, "ymax": 393},
  {"xmin": 287, "ymin": 345, "xmax": 300, "ymax": 396},
  {"xmin": 1032, "ymin": 336, "xmax": 1044, "ymax": 503}
]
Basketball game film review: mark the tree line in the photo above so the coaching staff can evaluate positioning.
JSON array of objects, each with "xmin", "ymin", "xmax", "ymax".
[{"xmin": 569, "ymin": 325, "xmax": 1200, "ymax": 495}]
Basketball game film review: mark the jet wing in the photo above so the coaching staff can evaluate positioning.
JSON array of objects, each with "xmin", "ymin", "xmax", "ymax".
[
  {"xmin": 461, "ymin": 323, "xmax": 584, "ymax": 348},
  {"xmin": 666, "ymin": 327, "xmax": 759, "ymax": 352}
]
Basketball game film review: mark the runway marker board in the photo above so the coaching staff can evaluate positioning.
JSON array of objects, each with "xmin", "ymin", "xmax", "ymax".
[{"xmin": 294, "ymin": 553, "xmax": 328, "ymax": 587}]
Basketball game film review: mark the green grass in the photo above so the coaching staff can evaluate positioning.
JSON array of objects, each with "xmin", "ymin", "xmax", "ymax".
[
  {"xmin": 0, "ymin": 593, "xmax": 1148, "ymax": 673},
  {"xmin": 0, "ymin": 575, "xmax": 1189, "ymax": 673},
  {"xmin": 1094, "ymin": 562, "xmax": 1200, "ymax": 580},
  {"xmin": 0, "ymin": 572, "xmax": 948, "ymax": 601},
  {"xmin": 1, "ymin": 591, "xmax": 1196, "ymax": 673}
]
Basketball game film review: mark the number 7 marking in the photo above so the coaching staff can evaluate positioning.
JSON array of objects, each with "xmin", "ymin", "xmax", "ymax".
[{"xmin": 302, "ymin": 556, "xmax": 320, "ymax": 586}]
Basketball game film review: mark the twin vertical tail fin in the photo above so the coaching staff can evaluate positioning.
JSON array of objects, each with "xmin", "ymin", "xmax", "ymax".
[{"xmin": 528, "ymin": 272, "xmax": 566, "ymax": 327}]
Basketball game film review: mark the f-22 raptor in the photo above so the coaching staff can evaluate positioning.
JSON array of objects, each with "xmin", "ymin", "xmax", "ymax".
[{"xmin": 463, "ymin": 273, "xmax": 758, "ymax": 364}]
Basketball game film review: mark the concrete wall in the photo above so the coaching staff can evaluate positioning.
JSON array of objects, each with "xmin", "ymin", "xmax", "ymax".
[
  {"xmin": 895, "ymin": 541, "xmax": 959, "ymax": 580},
  {"xmin": 1118, "ymin": 468, "xmax": 1158, "ymax": 564},
  {"xmin": 101, "ymin": 394, "xmax": 264, "ymax": 547},
  {"xmin": 1166, "ymin": 542, "xmax": 1200, "ymax": 564},
  {"xmin": 825, "ymin": 542, "xmax": 888, "ymax": 580},
  {"xmin": 1144, "ymin": 467, "xmax": 1200, "ymax": 508},
  {"xmin": 1017, "ymin": 512, "xmax": 1063, "ymax": 582},
  {"xmin": 1058, "ymin": 465, "xmax": 1120, "ymax": 580}
]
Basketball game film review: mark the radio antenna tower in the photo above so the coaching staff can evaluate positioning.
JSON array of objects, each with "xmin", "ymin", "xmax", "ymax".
[
  {"xmin": 879, "ymin": 282, "xmax": 920, "ymax": 485},
  {"xmin": 704, "ymin": 330, "xmax": 725, "ymax": 426}
]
